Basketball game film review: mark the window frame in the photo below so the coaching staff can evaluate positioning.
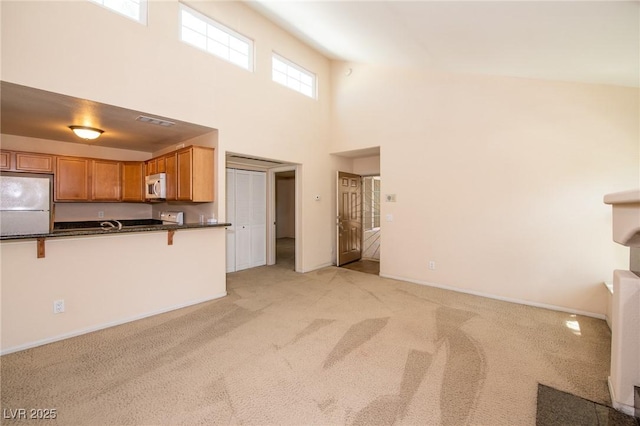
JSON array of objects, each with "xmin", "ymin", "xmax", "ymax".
[
  {"xmin": 179, "ymin": 3, "xmax": 254, "ymax": 72},
  {"xmin": 88, "ymin": 0, "xmax": 148, "ymax": 25},
  {"xmin": 272, "ymin": 52, "xmax": 317, "ymax": 99}
]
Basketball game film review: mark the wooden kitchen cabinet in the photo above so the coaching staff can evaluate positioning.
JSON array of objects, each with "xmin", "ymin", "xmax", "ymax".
[
  {"xmin": 163, "ymin": 153, "xmax": 177, "ymax": 200},
  {"xmin": 177, "ymin": 146, "xmax": 214, "ymax": 202},
  {"xmin": 0, "ymin": 150, "xmax": 54, "ymax": 173},
  {"xmin": 121, "ymin": 161, "xmax": 145, "ymax": 202},
  {"xmin": 0, "ymin": 151, "xmax": 11, "ymax": 170},
  {"xmin": 15, "ymin": 152, "xmax": 54, "ymax": 173},
  {"xmin": 145, "ymin": 157, "xmax": 168, "ymax": 176},
  {"xmin": 91, "ymin": 159, "xmax": 121, "ymax": 201},
  {"xmin": 145, "ymin": 158, "xmax": 157, "ymax": 176},
  {"xmin": 55, "ymin": 156, "xmax": 90, "ymax": 201}
]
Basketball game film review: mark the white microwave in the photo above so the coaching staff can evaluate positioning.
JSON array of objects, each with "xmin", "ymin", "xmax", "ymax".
[{"xmin": 145, "ymin": 173, "xmax": 166, "ymax": 200}]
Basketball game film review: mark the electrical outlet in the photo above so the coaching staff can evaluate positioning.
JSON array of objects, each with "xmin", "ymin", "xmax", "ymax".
[
  {"xmin": 429, "ymin": 261, "xmax": 436, "ymax": 270},
  {"xmin": 53, "ymin": 300, "xmax": 65, "ymax": 314},
  {"xmin": 98, "ymin": 211, "xmax": 104, "ymax": 218}
]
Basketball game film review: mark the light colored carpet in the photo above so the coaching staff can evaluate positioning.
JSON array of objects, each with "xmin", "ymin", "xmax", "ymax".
[{"xmin": 0, "ymin": 262, "xmax": 611, "ymax": 425}]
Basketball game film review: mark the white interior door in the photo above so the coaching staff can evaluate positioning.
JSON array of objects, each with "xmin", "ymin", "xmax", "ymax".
[
  {"xmin": 225, "ymin": 169, "xmax": 236, "ymax": 273},
  {"xmin": 227, "ymin": 168, "xmax": 267, "ymax": 272},
  {"xmin": 250, "ymin": 171, "xmax": 266, "ymax": 267}
]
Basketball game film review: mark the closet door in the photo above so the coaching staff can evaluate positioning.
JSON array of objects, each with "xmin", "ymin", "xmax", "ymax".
[
  {"xmin": 235, "ymin": 170, "xmax": 253, "ymax": 271},
  {"xmin": 225, "ymin": 169, "xmax": 236, "ymax": 273},
  {"xmin": 250, "ymin": 171, "xmax": 267, "ymax": 267},
  {"xmin": 226, "ymin": 168, "xmax": 267, "ymax": 272}
]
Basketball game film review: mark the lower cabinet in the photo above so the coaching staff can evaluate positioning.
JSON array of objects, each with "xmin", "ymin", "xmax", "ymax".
[{"xmin": 226, "ymin": 168, "xmax": 266, "ymax": 272}]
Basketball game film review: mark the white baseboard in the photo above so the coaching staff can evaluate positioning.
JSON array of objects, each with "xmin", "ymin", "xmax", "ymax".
[
  {"xmin": 608, "ymin": 376, "xmax": 636, "ymax": 416},
  {"xmin": 380, "ymin": 273, "xmax": 606, "ymax": 320},
  {"xmin": 1, "ymin": 292, "xmax": 227, "ymax": 356}
]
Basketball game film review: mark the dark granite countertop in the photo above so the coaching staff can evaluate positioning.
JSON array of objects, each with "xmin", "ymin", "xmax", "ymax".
[{"xmin": 1, "ymin": 219, "xmax": 231, "ymax": 241}]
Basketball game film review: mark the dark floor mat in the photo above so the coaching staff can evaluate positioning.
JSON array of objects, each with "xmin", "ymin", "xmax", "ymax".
[{"xmin": 537, "ymin": 384, "xmax": 638, "ymax": 426}]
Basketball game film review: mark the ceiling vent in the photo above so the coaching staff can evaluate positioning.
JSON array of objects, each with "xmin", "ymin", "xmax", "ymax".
[{"xmin": 136, "ymin": 115, "xmax": 175, "ymax": 127}]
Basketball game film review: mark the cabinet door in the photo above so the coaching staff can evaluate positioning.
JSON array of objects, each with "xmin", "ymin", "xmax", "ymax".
[
  {"xmin": 191, "ymin": 146, "xmax": 214, "ymax": 202},
  {"xmin": 121, "ymin": 162, "xmax": 145, "ymax": 202},
  {"xmin": 0, "ymin": 151, "xmax": 11, "ymax": 170},
  {"xmin": 91, "ymin": 159, "xmax": 121, "ymax": 201},
  {"xmin": 176, "ymin": 146, "xmax": 214, "ymax": 202},
  {"xmin": 15, "ymin": 152, "xmax": 54, "ymax": 173},
  {"xmin": 145, "ymin": 159, "xmax": 157, "ymax": 176},
  {"xmin": 156, "ymin": 157, "xmax": 166, "ymax": 173},
  {"xmin": 55, "ymin": 157, "xmax": 90, "ymax": 201},
  {"xmin": 164, "ymin": 153, "xmax": 177, "ymax": 200},
  {"xmin": 177, "ymin": 149, "xmax": 192, "ymax": 201}
]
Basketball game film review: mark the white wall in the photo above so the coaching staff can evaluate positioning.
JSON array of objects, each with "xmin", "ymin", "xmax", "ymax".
[
  {"xmin": 0, "ymin": 0, "xmax": 337, "ymax": 352},
  {"xmin": 2, "ymin": 0, "xmax": 637, "ymax": 323},
  {"xmin": 331, "ymin": 63, "xmax": 639, "ymax": 316},
  {"xmin": 1, "ymin": 0, "xmax": 337, "ymax": 272},
  {"xmin": 1, "ymin": 229, "xmax": 227, "ymax": 353},
  {"xmin": 353, "ymin": 155, "xmax": 381, "ymax": 176}
]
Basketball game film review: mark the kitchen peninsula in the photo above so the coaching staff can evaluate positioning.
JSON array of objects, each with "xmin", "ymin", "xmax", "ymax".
[
  {"xmin": 1, "ymin": 138, "xmax": 229, "ymax": 355},
  {"xmin": 1, "ymin": 220, "xmax": 230, "ymax": 354}
]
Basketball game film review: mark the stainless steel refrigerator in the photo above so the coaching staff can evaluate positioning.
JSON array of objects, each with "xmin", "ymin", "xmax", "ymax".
[{"xmin": 0, "ymin": 173, "xmax": 52, "ymax": 236}]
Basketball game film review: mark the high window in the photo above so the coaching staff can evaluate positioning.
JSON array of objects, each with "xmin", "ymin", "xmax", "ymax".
[
  {"xmin": 272, "ymin": 53, "xmax": 316, "ymax": 99},
  {"xmin": 180, "ymin": 4, "xmax": 254, "ymax": 71},
  {"xmin": 88, "ymin": 0, "xmax": 147, "ymax": 24}
]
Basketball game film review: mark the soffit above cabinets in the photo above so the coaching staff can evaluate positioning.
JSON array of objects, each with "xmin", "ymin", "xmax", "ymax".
[{"xmin": 0, "ymin": 81, "xmax": 215, "ymax": 153}]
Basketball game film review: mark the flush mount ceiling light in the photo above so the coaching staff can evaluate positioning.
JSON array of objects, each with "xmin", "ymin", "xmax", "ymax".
[{"xmin": 69, "ymin": 125, "xmax": 104, "ymax": 140}]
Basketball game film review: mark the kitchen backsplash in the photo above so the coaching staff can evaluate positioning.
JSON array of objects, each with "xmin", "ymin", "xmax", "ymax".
[
  {"xmin": 54, "ymin": 203, "xmax": 153, "ymax": 222},
  {"xmin": 54, "ymin": 201, "xmax": 219, "ymax": 225}
]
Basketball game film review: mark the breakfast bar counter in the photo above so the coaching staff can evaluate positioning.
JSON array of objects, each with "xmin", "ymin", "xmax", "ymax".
[
  {"xmin": 0, "ymin": 221, "xmax": 231, "ymax": 240},
  {"xmin": 1, "ymin": 223, "xmax": 229, "ymax": 354}
]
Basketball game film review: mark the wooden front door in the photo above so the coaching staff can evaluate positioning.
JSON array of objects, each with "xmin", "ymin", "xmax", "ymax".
[{"xmin": 337, "ymin": 171, "xmax": 362, "ymax": 266}]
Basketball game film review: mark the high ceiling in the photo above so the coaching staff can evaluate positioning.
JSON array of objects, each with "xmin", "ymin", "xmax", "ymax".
[{"xmin": 247, "ymin": 0, "xmax": 640, "ymax": 88}]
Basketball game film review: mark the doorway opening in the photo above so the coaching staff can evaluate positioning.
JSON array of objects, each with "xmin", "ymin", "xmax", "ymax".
[
  {"xmin": 225, "ymin": 153, "xmax": 299, "ymax": 273},
  {"xmin": 274, "ymin": 170, "xmax": 296, "ymax": 269},
  {"xmin": 339, "ymin": 174, "xmax": 381, "ymax": 275}
]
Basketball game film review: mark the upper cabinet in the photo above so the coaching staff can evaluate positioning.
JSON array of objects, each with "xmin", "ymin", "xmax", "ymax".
[
  {"xmin": 145, "ymin": 146, "xmax": 213, "ymax": 202},
  {"xmin": 176, "ymin": 146, "xmax": 214, "ymax": 202},
  {"xmin": 164, "ymin": 153, "xmax": 177, "ymax": 200},
  {"xmin": 0, "ymin": 150, "xmax": 54, "ymax": 173},
  {"xmin": 55, "ymin": 156, "xmax": 90, "ymax": 201},
  {"xmin": 56, "ymin": 157, "xmax": 123, "ymax": 202},
  {"xmin": 91, "ymin": 159, "xmax": 121, "ymax": 201},
  {"xmin": 0, "ymin": 151, "xmax": 11, "ymax": 170},
  {"xmin": 2, "ymin": 146, "xmax": 213, "ymax": 204},
  {"xmin": 122, "ymin": 162, "xmax": 145, "ymax": 202}
]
